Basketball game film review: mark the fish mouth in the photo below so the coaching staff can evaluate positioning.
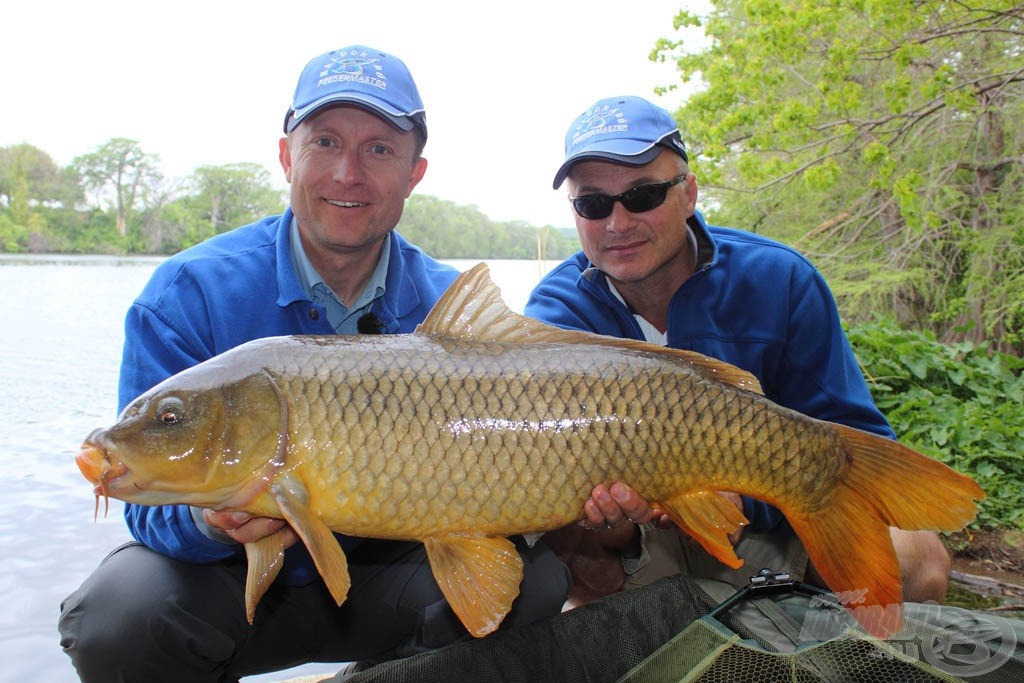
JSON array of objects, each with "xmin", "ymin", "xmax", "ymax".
[{"xmin": 76, "ymin": 442, "xmax": 130, "ymax": 519}]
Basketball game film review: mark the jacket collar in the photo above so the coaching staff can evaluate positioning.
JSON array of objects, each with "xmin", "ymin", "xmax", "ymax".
[{"xmin": 272, "ymin": 210, "xmax": 427, "ymax": 333}]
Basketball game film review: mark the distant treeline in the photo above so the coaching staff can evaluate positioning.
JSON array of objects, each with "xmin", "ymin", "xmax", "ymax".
[
  {"xmin": 397, "ymin": 195, "xmax": 579, "ymax": 260},
  {"xmin": 0, "ymin": 140, "xmax": 579, "ymax": 260}
]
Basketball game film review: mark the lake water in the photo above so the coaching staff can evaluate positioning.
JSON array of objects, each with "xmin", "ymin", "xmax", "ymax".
[{"xmin": 0, "ymin": 254, "xmax": 559, "ymax": 683}]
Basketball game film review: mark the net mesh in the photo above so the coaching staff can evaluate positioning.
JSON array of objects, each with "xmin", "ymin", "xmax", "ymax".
[
  {"xmin": 620, "ymin": 581, "xmax": 1024, "ymax": 683},
  {"xmin": 620, "ymin": 619, "xmax": 970, "ymax": 682}
]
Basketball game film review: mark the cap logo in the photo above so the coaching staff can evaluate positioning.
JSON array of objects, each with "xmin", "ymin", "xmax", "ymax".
[
  {"xmin": 570, "ymin": 104, "xmax": 628, "ymax": 148},
  {"xmin": 318, "ymin": 49, "xmax": 387, "ymax": 93}
]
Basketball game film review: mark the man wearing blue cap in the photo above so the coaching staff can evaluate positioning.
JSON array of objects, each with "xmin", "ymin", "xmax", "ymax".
[
  {"xmin": 58, "ymin": 46, "xmax": 569, "ymax": 683},
  {"xmin": 528, "ymin": 96, "xmax": 951, "ymax": 607}
]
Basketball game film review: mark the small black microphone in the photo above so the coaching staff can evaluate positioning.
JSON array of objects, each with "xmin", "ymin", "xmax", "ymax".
[{"xmin": 357, "ymin": 312, "xmax": 384, "ymax": 334}]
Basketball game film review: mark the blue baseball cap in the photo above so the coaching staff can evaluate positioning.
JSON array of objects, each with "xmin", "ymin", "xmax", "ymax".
[
  {"xmin": 552, "ymin": 96, "xmax": 688, "ymax": 189},
  {"xmin": 284, "ymin": 45, "xmax": 427, "ymax": 138}
]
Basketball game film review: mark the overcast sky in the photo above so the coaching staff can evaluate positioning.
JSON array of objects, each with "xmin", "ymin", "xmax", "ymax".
[{"xmin": 2, "ymin": 1, "xmax": 707, "ymax": 229}]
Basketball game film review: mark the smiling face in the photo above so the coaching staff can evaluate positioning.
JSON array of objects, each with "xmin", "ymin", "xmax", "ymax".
[
  {"xmin": 279, "ymin": 105, "xmax": 427, "ymax": 273},
  {"xmin": 566, "ymin": 150, "xmax": 697, "ymax": 290}
]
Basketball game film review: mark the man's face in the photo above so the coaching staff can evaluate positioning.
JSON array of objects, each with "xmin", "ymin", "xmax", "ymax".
[
  {"xmin": 279, "ymin": 105, "xmax": 426, "ymax": 259},
  {"xmin": 566, "ymin": 151, "xmax": 697, "ymax": 286}
]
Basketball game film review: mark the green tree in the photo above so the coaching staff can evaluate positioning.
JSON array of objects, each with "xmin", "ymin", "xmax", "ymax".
[
  {"xmin": 137, "ymin": 164, "xmax": 284, "ymax": 254},
  {"xmin": 72, "ymin": 138, "xmax": 162, "ymax": 238},
  {"xmin": 0, "ymin": 143, "xmax": 74, "ymax": 206},
  {"xmin": 397, "ymin": 195, "xmax": 579, "ymax": 259},
  {"xmin": 0, "ymin": 144, "xmax": 84, "ymax": 252},
  {"xmin": 189, "ymin": 163, "xmax": 284, "ymax": 238},
  {"xmin": 656, "ymin": 0, "xmax": 1024, "ymax": 353}
]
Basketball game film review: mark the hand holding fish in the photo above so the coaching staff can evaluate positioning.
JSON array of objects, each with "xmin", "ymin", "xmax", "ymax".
[
  {"xmin": 204, "ymin": 509, "xmax": 299, "ymax": 548},
  {"xmin": 581, "ymin": 482, "xmax": 655, "ymax": 529},
  {"xmin": 583, "ymin": 483, "xmax": 745, "ymax": 545}
]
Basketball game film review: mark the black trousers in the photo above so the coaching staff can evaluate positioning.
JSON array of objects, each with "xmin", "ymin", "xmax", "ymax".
[{"xmin": 59, "ymin": 537, "xmax": 569, "ymax": 683}]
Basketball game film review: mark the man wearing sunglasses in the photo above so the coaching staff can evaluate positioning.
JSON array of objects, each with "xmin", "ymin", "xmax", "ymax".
[{"xmin": 527, "ymin": 95, "xmax": 950, "ymax": 608}]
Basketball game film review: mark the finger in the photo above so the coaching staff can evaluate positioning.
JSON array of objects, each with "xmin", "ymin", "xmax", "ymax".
[
  {"xmin": 592, "ymin": 485, "xmax": 628, "ymax": 527},
  {"xmin": 226, "ymin": 516, "xmax": 291, "ymax": 545},
  {"xmin": 608, "ymin": 483, "xmax": 654, "ymax": 524},
  {"xmin": 580, "ymin": 497, "xmax": 607, "ymax": 528},
  {"xmin": 204, "ymin": 509, "xmax": 251, "ymax": 532},
  {"xmin": 580, "ymin": 486, "xmax": 624, "ymax": 529}
]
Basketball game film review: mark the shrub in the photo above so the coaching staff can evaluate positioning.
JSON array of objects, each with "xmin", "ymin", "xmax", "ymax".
[{"xmin": 848, "ymin": 320, "xmax": 1024, "ymax": 530}]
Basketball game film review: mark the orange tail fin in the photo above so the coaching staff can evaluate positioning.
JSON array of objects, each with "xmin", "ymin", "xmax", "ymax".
[{"xmin": 786, "ymin": 424, "xmax": 984, "ymax": 639}]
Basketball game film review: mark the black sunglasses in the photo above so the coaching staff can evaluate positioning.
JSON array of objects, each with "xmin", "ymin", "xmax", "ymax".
[{"xmin": 570, "ymin": 174, "xmax": 687, "ymax": 220}]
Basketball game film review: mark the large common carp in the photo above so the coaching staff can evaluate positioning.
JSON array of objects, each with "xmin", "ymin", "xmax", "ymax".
[{"xmin": 76, "ymin": 263, "xmax": 983, "ymax": 639}]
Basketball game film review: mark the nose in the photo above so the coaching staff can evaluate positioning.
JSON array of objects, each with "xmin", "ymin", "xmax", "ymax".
[
  {"xmin": 332, "ymin": 150, "xmax": 366, "ymax": 184},
  {"xmin": 605, "ymin": 200, "xmax": 635, "ymax": 234}
]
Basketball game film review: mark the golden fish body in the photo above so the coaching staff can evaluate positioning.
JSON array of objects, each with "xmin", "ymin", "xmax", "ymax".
[
  {"xmin": 254, "ymin": 334, "xmax": 841, "ymax": 539},
  {"xmin": 77, "ymin": 263, "xmax": 984, "ymax": 639}
]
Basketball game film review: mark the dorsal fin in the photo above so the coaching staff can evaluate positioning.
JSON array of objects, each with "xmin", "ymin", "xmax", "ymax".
[{"xmin": 417, "ymin": 263, "xmax": 764, "ymax": 395}]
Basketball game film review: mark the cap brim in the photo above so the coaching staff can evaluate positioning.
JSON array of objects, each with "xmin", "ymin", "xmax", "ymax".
[
  {"xmin": 552, "ymin": 141, "xmax": 662, "ymax": 189},
  {"xmin": 286, "ymin": 94, "xmax": 418, "ymax": 133}
]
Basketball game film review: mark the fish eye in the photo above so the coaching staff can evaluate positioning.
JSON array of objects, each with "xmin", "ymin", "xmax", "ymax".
[{"xmin": 155, "ymin": 397, "xmax": 186, "ymax": 425}]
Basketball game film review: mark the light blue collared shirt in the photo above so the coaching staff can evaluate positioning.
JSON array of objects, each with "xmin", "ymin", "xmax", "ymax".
[{"xmin": 288, "ymin": 218, "xmax": 390, "ymax": 334}]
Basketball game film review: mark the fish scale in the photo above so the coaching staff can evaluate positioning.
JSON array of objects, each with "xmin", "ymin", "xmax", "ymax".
[{"xmin": 263, "ymin": 335, "xmax": 839, "ymax": 539}]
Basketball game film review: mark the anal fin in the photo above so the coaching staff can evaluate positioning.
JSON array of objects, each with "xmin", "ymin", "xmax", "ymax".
[
  {"xmin": 659, "ymin": 490, "xmax": 749, "ymax": 569},
  {"xmin": 423, "ymin": 535, "xmax": 523, "ymax": 638}
]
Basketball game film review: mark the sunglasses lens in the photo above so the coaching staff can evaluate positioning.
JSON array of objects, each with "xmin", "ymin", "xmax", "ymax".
[
  {"xmin": 620, "ymin": 185, "xmax": 668, "ymax": 213},
  {"xmin": 571, "ymin": 175, "xmax": 683, "ymax": 220},
  {"xmin": 572, "ymin": 195, "xmax": 613, "ymax": 220}
]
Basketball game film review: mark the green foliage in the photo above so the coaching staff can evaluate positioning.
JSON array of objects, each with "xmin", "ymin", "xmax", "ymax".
[
  {"xmin": 848, "ymin": 320, "xmax": 1024, "ymax": 530},
  {"xmin": 397, "ymin": 195, "xmax": 580, "ymax": 260},
  {"xmin": 658, "ymin": 0, "xmax": 1024, "ymax": 355},
  {"xmin": 0, "ymin": 212, "xmax": 28, "ymax": 252},
  {"xmin": 0, "ymin": 143, "xmax": 77, "ymax": 206}
]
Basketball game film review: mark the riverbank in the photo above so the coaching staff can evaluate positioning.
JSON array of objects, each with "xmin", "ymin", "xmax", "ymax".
[{"xmin": 947, "ymin": 528, "xmax": 1024, "ymax": 617}]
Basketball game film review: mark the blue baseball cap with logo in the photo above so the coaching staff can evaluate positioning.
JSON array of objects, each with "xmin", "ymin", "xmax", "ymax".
[
  {"xmin": 552, "ymin": 96, "xmax": 688, "ymax": 189},
  {"xmin": 284, "ymin": 45, "xmax": 427, "ymax": 139}
]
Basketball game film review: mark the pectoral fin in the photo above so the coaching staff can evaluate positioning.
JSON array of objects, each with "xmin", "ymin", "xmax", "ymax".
[
  {"xmin": 423, "ymin": 535, "xmax": 523, "ymax": 638},
  {"xmin": 659, "ymin": 490, "xmax": 749, "ymax": 569},
  {"xmin": 242, "ymin": 529, "xmax": 288, "ymax": 623},
  {"xmin": 271, "ymin": 477, "xmax": 350, "ymax": 607}
]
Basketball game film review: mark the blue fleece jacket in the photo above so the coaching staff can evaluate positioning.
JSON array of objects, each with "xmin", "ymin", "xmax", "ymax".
[
  {"xmin": 525, "ymin": 212, "xmax": 895, "ymax": 533},
  {"xmin": 118, "ymin": 208, "xmax": 459, "ymax": 582}
]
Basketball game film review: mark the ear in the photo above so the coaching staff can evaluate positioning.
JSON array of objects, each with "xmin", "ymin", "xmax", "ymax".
[
  {"xmin": 279, "ymin": 136, "xmax": 293, "ymax": 183},
  {"xmin": 683, "ymin": 173, "xmax": 698, "ymax": 215},
  {"xmin": 405, "ymin": 156, "xmax": 428, "ymax": 197}
]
